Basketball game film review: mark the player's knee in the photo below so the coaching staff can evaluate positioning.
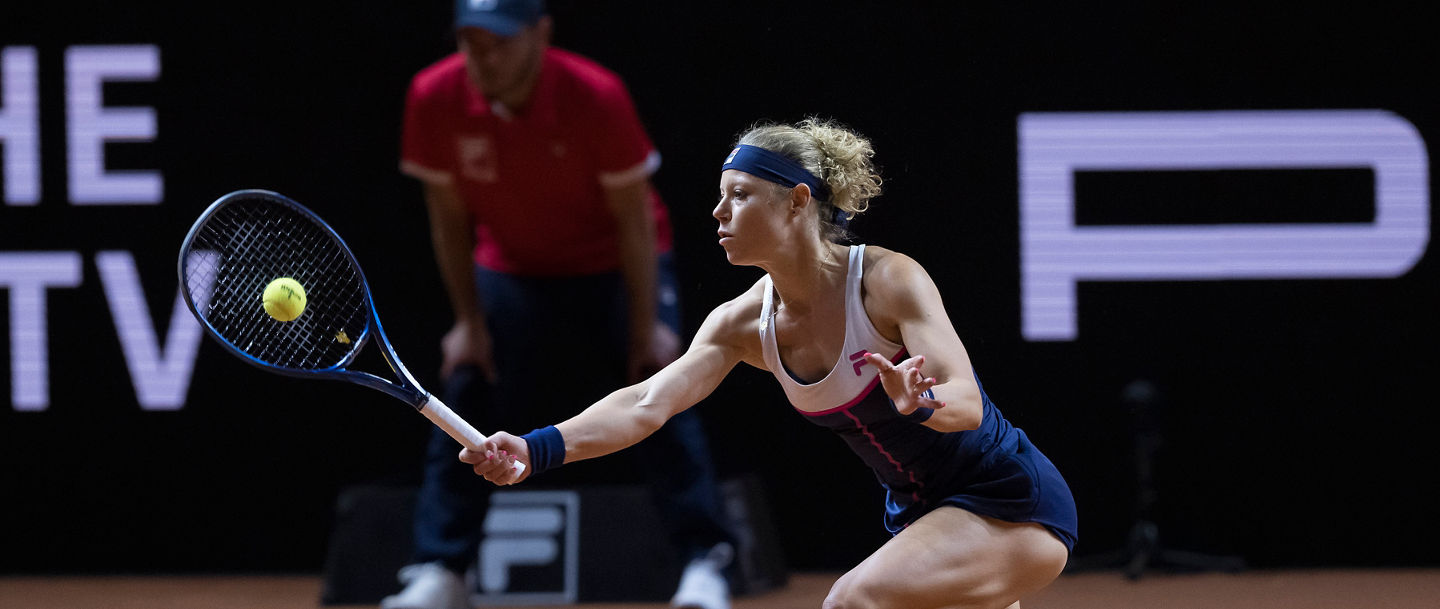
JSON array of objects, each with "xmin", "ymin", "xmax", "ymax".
[
  {"xmin": 822, "ymin": 573, "xmax": 877, "ymax": 609},
  {"xmin": 1016, "ymin": 533, "xmax": 1070, "ymax": 593},
  {"xmin": 821, "ymin": 587, "xmax": 877, "ymax": 609},
  {"xmin": 942, "ymin": 585, "xmax": 1014, "ymax": 609},
  {"xmin": 824, "ymin": 583, "xmax": 1006, "ymax": 609},
  {"xmin": 822, "ymin": 575, "xmax": 910, "ymax": 609}
]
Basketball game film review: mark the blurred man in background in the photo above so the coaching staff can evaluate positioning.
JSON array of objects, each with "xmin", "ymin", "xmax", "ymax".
[{"xmin": 382, "ymin": 1, "xmax": 736, "ymax": 608}]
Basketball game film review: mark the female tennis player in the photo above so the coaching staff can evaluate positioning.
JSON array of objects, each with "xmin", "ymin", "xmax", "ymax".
[{"xmin": 464, "ymin": 118, "xmax": 1078, "ymax": 609}]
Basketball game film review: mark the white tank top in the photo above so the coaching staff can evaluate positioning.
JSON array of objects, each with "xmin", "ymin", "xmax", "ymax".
[{"xmin": 759, "ymin": 244, "xmax": 906, "ymax": 413}]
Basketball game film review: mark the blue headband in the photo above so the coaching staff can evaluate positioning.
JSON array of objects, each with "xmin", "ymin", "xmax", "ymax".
[{"xmin": 721, "ymin": 144, "xmax": 831, "ymax": 203}]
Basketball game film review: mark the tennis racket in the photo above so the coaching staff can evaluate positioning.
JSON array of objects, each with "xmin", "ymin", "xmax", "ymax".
[{"xmin": 177, "ymin": 188, "xmax": 521, "ymax": 473}]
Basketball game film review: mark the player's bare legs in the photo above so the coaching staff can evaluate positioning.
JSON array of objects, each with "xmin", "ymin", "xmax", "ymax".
[{"xmin": 822, "ymin": 506, "xmax": 1067, "ymax": 609}]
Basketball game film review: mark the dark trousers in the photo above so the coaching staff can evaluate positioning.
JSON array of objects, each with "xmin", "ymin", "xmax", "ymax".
[{"xmin": 411, "ymin": 256, "xmax": 734, "ymax": 572}]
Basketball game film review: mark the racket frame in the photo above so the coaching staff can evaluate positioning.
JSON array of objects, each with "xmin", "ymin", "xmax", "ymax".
[
  {"xmin": 178, "ymin": 190, "xmax": 431, "ymax": 405},
  {"xmin": 177, "ymin": 189, "xmax": 514, "ymax": 467}
]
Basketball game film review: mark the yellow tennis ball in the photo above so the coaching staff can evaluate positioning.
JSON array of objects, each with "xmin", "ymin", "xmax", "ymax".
[{"xmin": 262, "ymin": 277, "xmax": 307, "ymax": 322}]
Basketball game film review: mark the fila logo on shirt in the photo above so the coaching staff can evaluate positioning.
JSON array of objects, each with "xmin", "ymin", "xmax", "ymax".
[{"xmin": 849, "ymin": 350, "xmax": 868, "ymax": 376}]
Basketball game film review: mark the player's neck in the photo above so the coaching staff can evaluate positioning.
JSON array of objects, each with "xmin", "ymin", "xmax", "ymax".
[{"xmin": 764, "ymin": 241, "xmax": 848, "ymax": 315}]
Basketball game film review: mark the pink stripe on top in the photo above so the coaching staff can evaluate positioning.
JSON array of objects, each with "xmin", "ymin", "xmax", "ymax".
[
  {"xmin": 842, "ymin": 408, "xmax": 924, "ymax": 502},
  {"xmin": 795, "ymin": 348, "xmax": 907, "ymax": 416}
]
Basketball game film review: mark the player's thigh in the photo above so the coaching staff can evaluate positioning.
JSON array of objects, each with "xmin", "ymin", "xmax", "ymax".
[{"xmin": 824, "ymin": 506, "xmax": 1067, "ymax": 609}]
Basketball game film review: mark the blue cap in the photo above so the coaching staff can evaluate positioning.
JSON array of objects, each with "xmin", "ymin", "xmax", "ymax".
[{"xmin": 455, "ymin": 0, "xmax": 546, "ymax": 36}]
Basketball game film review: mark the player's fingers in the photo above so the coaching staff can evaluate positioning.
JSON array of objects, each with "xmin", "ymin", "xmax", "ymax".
[
  {"xmin": 504, "ymin": 459, "xmax": 528, "ymax": 485},
  {"xmin": 473, "ymin": 462, "xmax": 494, "ymax": 479},
  {"xmin": 484, "ymin": 456, "xmax": 523, "ymax": 485},
  {"xmin": 917, "ymin": 384, "xmax": 946, "ymax": 409},
  {"xmin": 458, "ymin": 447, "xmax": 485, "ymax": 465},
  {"xmin": 481, "ymin": 467, "xmax": 509, "ymax": 484},
  {"xmin": 461, "ymin": 440, "xmax": 514, "ymax": 474},
  {"xmin": 473, "ymin": 452, "xmax": 518, "ymax": 483},
  {"xmin": 472, "ymin": 459, "xmax": 501, "ymax": 481},
  {"xmin": 898, "ymin": 354, "xmax": 925, "ymax": 371},
  {"xmin": 915, "ymin": 375, "xmax": 939, "ymax": 393},
  {"xmin": 863, "ymin": 351, "xmax": 895, "ymax": 372},
  {"xmin": 921, "ymin": 396, "xmax": 947, "ymax": 410}
]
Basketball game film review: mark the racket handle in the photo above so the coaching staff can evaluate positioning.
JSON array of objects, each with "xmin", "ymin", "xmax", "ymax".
[{"xmin": 418, "ymin": 395, "xmax": 526, "ymax": 474}]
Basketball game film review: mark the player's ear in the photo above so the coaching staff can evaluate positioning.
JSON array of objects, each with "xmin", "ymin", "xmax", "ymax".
[{"xmin": 789, "ymin": 183, "xmax": 814, "ymax": 216}]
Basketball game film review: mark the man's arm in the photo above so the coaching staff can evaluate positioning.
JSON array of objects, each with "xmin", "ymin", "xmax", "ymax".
[
  {"xmin": 422, "ymin": 180, "xmax": 496, "ymax": 381},
  {"xmin": 604, "ymin": 178, "xmax": 662, "ymax": 382}
]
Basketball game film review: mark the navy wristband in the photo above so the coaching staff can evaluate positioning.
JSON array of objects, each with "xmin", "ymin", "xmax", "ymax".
[
  {"xmin": 904, "ymin": 407, "xmax": 935, "ymax": 423},
  {"xmin": 521, "ymin": 425, "xmax": 566, "ymax": 475},
  {"xmin": 904, "ymin": 388, "xmax": 936, "ymax": 422}
]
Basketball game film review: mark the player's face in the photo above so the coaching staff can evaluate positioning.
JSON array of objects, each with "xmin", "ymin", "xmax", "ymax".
[
  {"xmin": 458, "ymin": 19, "xmax": 549, "ymax": 109},
  {"xmin": 714, "ymin": 170, "xmax": 789, "ymax": 266}
]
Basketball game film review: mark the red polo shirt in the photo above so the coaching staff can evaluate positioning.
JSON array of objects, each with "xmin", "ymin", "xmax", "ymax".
[{"xmin": 401, "ymin": 48, "xmax": 673, "ymax": 275}]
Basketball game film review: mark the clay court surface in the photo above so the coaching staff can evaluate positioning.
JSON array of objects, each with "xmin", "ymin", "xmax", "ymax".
[{"xmin": 3, "ymin": 569, "xmax": 1438, "ymax": 608}]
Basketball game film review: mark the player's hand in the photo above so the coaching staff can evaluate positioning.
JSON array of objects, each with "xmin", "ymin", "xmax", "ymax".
[
  {"xmin": 628, "ymin": 321, "xmax": 681, "ymax": 383},
  {"xmin": 441, "ymin": 316, "xmax": 498, "ymax": 383},
  {"xmin": 460, "ymin": 431, "xmax": 530, "ymax": 485},
  {"xmin": 863, "ymin": 352, "xmax": 946, "ymax": 416}
]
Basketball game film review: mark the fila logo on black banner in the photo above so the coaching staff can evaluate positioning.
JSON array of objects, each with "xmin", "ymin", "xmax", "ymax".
[{"xmin": 476, "ymin": 491, "xmax": 579, "ymax": 605}]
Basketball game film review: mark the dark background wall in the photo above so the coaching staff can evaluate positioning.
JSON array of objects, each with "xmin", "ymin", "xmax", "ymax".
[{"xmin": 2, "ymin": 1, "xmax": 1435, "ymax": 573}]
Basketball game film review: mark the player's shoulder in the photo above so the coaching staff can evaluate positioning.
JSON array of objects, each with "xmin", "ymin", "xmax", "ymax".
[
  {"xmin": 693, "ymin": 277, "xmax": 767, "ymax": 363},
  {"xmin": 863, "ymin": 245, "xmax": 925, "ymax": 279},
  {"xmin": 696, "ymin": 277, "xmax": 766, "ymax": 343},
  {"xmin": 725, "ymin": 276, "xmax": 771, "ymax": 314},
  {"xmin": 861, "ymin": 245, "xmax": 937, "ymax": 304},
  {"xmin": 706, "ymin": 278, "xmax": 764, "ymax": 326}
]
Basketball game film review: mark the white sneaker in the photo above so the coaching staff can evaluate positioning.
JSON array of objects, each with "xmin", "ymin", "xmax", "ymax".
[
  {"xmin": 380, "ymin": 562, "xmax": 469, "ymax": 609},
  {"xmin": 671, "ymin": 543, "xmax": 734, "ymax": 609}
]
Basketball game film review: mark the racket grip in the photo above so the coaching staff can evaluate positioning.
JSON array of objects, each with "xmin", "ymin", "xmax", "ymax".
[{"xmin": 418, "ymin": 395, "xmax": 526, "ymax": 474}]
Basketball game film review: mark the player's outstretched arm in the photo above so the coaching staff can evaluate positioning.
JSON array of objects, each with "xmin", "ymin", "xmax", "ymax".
[{"xmin": 463, "ymin": 294, "xmax": 756, "ymax": 485}]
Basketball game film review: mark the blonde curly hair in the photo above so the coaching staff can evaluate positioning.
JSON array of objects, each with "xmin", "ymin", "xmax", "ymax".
[{"xmin": 737, "ymin": 117, "xmax": 883, "ymax": 241}]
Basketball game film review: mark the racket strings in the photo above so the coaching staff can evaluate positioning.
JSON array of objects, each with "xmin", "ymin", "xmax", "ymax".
[{"xmin": 183, "ymin": 194, "xmax": 370, "ymax": 370}]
